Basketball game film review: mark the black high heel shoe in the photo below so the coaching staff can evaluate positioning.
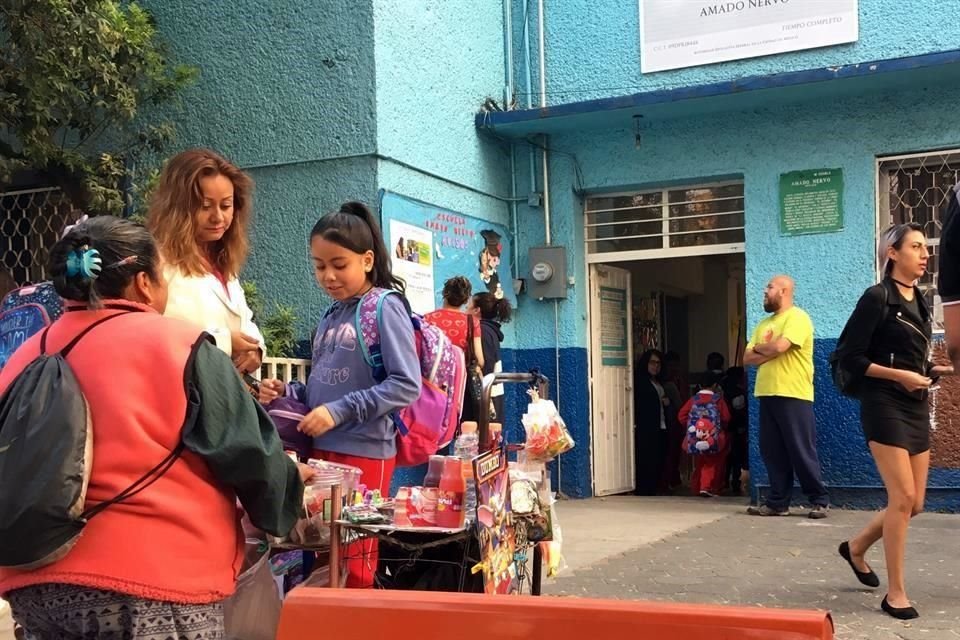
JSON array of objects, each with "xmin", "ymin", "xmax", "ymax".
[
  {"xmin": 881, "ymin": 595, "xmax": 919, "ymax": 620},
  {"xmin": 838, "ymin": 541, "xmax": 880, "ymax": 588}
]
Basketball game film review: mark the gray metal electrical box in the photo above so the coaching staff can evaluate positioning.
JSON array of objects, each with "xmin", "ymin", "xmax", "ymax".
[{"xmin": 527, "ymin": 245, "xmax": 567, "ymax": 299}]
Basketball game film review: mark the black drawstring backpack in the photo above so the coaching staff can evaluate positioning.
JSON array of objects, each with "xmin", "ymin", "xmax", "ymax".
[{"xmin": 0, "ymin": 312, "xmax": 183, "ymax": 569}]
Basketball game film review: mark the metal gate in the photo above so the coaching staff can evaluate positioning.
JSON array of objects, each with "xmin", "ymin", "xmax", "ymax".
[{"xmin": 0, "ymin": 187, "xmax": 73, "ymax": 294}]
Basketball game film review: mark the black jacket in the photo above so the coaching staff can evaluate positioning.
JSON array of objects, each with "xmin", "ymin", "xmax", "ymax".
[{"xmin": 839, "ymin": 278, "xmax": 932, "ymax": 400}]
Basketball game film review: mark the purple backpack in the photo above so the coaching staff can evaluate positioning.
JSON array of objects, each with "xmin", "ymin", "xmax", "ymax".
[
  {"xmin": 267, "ymin": 396, "xmax": 313, "ymax": 460},
  {"xmin": 357, "ymin": 288, "xmax": 465, "ymax": 467}
]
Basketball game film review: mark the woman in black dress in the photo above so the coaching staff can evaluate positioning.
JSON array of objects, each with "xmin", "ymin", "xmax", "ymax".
[
  {"xmin": 633, "ymin": 349, "xmax": 671, "ymax": 495},
  {"xmin": 837, "ymin": 223, "xmax": 953, "ymax": 620}
]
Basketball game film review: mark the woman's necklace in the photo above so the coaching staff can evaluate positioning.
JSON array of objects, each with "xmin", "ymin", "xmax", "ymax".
[{"xmin": 891, "ymin": 277, "xmax": 914, "ymax": 289}]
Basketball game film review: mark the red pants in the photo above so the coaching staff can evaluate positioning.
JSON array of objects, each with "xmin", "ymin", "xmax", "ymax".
[
  {"xmin": 313, "ymin": 450, "xmax": 395, "ymax": 588},
  {"xmin": 690, "ymin": 452, "xmax": 727, "ymax": 495}
]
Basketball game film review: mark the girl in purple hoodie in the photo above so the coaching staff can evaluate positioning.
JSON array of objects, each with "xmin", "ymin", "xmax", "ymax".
[{"xmin": 260, "ymin": 201, "xmax": 420, "ymax": 588}]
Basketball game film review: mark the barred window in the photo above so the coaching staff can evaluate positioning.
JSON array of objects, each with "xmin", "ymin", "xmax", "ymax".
[
  {"xmin": 877, "ymin": 151, "xmax": 960, "ymax": 332},
  {"xmin": 0, "ymin": 187, "xmax": 73, "ymax": 297},
  {"xmin": 585, "ymin": 181, "xmax": 744, "ymax": 261}
]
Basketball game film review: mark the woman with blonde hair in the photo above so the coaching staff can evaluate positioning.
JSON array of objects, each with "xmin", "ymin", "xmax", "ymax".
[
  {"xmin": 836, "ymin": 222, "xmax": 953, "ymax": 619},
  {"xmin": 147, "ymin": 149, "xmax": 264, "ymax": 374}
]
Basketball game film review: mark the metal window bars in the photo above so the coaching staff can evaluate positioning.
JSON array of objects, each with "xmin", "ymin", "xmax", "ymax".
[
  {"xmin": 585, "ymin": 182, "xmax": 745, "ymax": 259},
  {"xmin": 877, "ymin": 150, "xmax": 960, "ymax": 332},
  {"xmin": 0, "ymin": 187, "xmax": 74, "ymax": 293}
]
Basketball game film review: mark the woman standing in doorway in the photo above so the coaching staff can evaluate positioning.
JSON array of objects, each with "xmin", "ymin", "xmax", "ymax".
[
  {"xmin": 147, "ymin": 149, "xmax": 264, "ymax": 374},
  {"xmin": 634, "ymin": 349, "xmax": 671, "ymax": 495},
  {"xmin": 837, "ymin": 223, "xmax": 953, "ymax": 620}
]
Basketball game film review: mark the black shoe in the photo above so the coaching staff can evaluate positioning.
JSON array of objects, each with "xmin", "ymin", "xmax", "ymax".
[
  {"xmin": 881, "ymin": 595, "xmax": 919, "ymax": 620},
  {"xmin": 838, "ymin": 541, "xmax": 879, "ymax": 588}
]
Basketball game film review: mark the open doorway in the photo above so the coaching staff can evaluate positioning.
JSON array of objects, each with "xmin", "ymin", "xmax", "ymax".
[{"xmin": 589, "ymin": 253, "xmax": 748, "ymax": 497}]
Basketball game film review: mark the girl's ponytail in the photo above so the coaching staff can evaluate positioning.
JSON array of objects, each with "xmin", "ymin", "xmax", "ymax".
[
  {"xmin": 494, "ymin": 297, "xmax": 512, "ymax": 323},
  {"xmin": 310, "ymin": 201, "xmax": 407, "ymax": 297},
  {"xmin": 473, "ymin": 292, "xmax": 512, "ymax": 323}
]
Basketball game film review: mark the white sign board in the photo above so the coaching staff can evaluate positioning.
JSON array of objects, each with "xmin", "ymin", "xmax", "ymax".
[
  {"xmin": 389, "ymin": 219, "xmax": 435, "ymax": 315},
  {"xmin": 639, "ymin": 0, "xmax": 858, "ymax": 73}
]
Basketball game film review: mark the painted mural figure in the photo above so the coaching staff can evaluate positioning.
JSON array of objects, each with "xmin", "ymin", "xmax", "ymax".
[
  {"xmin": 835, "ymin": 223, "xmax": 954, "ymax": 620},
  {"xmin": 479, "ymin": 229, "xmax": 504, "ymax": 299}
]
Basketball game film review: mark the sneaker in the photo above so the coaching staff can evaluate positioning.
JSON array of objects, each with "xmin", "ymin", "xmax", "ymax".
[
  {"xmin": 808, "ymin": 505, "xmax": 830, "ymax": 519},
  {"xmin": 699, "ymin": 490, "xmax": 715, "ymax": 498},
  {"xmin": 746, "ymin": 504, "xmax": 790, "ymax": 516}
]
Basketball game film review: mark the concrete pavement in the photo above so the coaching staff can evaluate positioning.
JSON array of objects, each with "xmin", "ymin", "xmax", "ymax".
[{"xmin": 548, "ymin": 496, "xmax": 960, "ymax": 640}]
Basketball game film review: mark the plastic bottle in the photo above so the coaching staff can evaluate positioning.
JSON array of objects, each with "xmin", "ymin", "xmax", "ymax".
[
  {"xmin": 436, "ymin": 456, "xmax": 466, "ymax": 528},
  {"xmin": 454, "ymin": 426, "xmax": 480, "ymax": 526},
  {"xmin": 423, "ymin": 455, "xmax": 445, "ymax": 488}
]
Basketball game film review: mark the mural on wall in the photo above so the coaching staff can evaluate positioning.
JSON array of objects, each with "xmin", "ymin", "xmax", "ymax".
[{"xmin": 378, "ymin": 190, "xmax": 515, "ymax": 315}]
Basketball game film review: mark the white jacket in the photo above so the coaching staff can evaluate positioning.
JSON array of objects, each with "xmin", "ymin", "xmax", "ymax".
[{"xmin": 162, "ymin": 267, "xmax": 265, "ymax": 358}]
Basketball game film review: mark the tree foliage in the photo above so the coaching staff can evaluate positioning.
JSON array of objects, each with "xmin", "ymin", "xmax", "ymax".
[{"xmin": 0, "ymin": 0, "xmax": 197, "ymax": 214}]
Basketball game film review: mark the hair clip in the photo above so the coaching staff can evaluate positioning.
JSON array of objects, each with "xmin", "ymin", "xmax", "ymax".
[
  {"xmin": 66, "ymin": 246, "xmax": 102, "ymax": 281},
  {"xmin": 61, "ymin": 215, "xmax": 90, "ymax": 239},
  {"xmin": 105, "ymin": 255, "xmax": 139, "ymax": 270}
]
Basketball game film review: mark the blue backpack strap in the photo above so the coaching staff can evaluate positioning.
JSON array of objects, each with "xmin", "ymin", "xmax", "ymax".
[
  {"xmin": 355, "ymin": 287, "xmax": 399, "ymax": 382},
  {"xmin": 354, "ymin": 288, "xmax": 412, "ymax": 436}
]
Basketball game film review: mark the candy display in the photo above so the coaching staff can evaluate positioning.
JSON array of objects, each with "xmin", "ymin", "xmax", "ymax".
[
  {"xmin": 286, "ymin": 459, "xmax": 362, "ymax": 547},
  {"xmin": 271, "ymin": 370, "xmax": 571, "ymax": 598}
]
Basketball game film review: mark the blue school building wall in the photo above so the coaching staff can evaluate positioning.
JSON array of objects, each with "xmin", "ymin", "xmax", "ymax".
[
  {"xmin": 498, "ymin": 1, "xmax": 960, "ymax": 503},
  {"xmin": 144, "ymin": 0, "xmax": 381, "ymax": 340},
  {"xmin": 511, "ymin": 0, "xmax": 957, "ymax": 103},
  {"xmin": 150, "ymin": 1, "xmax": 960, "ymax": 504}
]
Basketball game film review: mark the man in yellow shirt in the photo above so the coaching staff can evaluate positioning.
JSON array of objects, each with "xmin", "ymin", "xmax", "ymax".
[{"xmin": 744, "ymin": 275, "xmax": 829, "ymax": 518}]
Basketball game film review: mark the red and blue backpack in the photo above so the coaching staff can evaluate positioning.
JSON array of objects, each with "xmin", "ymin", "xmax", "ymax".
[
  {"xmin": 683, "ymin": 393, "xmax": 723, "ymax": 455},
  {"xmin": 356, "ymin": 288, "xmax": 466, "ymax": 467}
]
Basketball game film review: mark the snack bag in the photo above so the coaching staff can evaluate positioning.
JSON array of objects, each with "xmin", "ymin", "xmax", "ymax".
[{"xmin": 521, "ymin": 391, "xmax": 575, "ymax": 462}]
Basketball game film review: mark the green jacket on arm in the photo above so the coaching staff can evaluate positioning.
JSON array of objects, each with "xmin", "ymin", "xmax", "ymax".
[{"xmin": 182, "ymin": 340, "xmax": 304, "ymax": 537}]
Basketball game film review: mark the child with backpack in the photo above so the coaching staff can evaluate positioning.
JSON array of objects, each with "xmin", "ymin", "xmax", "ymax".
[
  {"xmin": 679, "ymin": 371, "xmax": 732, "ymax": 497},
  {"xmin": 259, "ymin": 201, "xmax": 422, "ymax": 588}
]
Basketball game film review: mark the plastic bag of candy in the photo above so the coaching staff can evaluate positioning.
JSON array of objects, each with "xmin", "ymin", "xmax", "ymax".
[{"xmin": 520, "ymin": 392, "xmax": 574, "ymax": 462}]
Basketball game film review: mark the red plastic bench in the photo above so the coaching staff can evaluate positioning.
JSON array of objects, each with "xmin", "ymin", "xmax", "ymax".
[{"xmin": 277, "ymin": 588, "xmax": 833, "ymax": 639}]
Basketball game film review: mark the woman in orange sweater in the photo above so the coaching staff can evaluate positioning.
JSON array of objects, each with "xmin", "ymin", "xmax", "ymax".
[{"xmin": 0, "ymin": 216, "xmax": 307, "ymax": 639}]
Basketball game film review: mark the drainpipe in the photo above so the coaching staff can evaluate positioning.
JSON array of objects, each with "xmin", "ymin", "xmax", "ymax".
[
  {"xmin": 534, "ymin": 0, "xmax": 564, "ymax": 496},
  {"xmin": 504, "ymin": 0, "xmax": 519, "ymax": 280},
  {"xmin": 503, "ymin": 0, "xmax": 514, "ymax": 109},
  {"xmin": 522, "ymin": 0, "xmax": 537, "ymax": 193}
]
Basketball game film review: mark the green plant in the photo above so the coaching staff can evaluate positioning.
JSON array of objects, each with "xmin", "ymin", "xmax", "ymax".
[
  {"xmin": 0, "ymin": 0, "xmax": 198, "ymax": 214},
  {"xmin": 261, "ymin": 303, "xmax": 298, "ymax": 358},
  {"xmin": 242, "ymin": 280, "xmax": 299, "ymax": 358},
  {"xmin": 241, "ymin": 280, "xmax": 263, "ymax": 318}
]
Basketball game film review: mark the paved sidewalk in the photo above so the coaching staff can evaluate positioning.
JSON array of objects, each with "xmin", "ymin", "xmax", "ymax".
[{"xmin": 548, "ymin": 496, "xmax": 960, "ymax": 640}]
